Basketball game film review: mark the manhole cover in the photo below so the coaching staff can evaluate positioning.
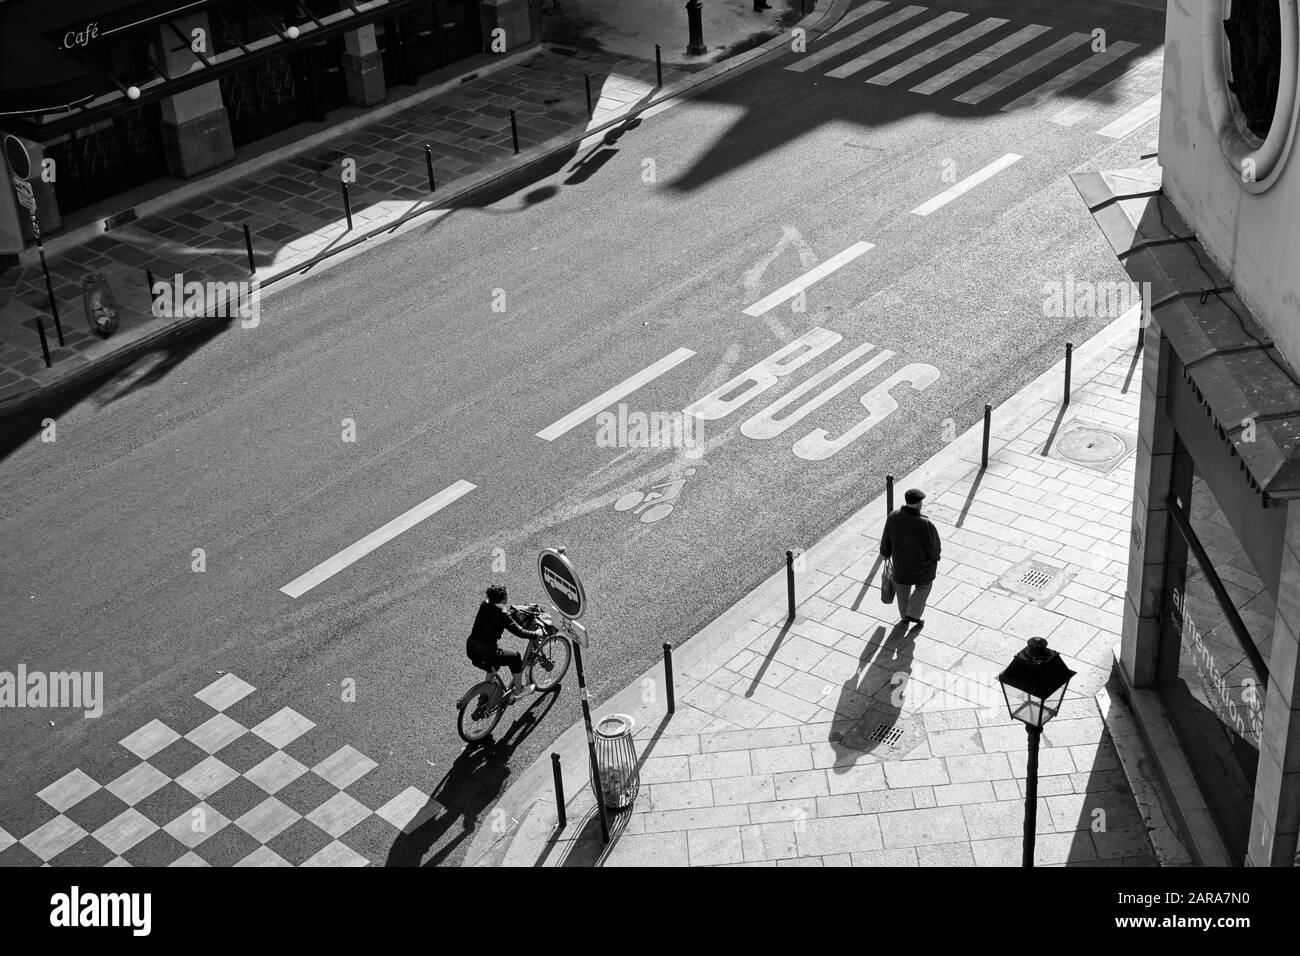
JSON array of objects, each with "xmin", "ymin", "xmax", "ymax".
[
  {"xmin": 1057, "ymin": 428, "xmax": 1125, "ymax": 463},
  {"xmin": 1048, "ymin": 419, "xmax": 1136, "ymax": 473},
  {"xmin": 997, "ymin": 558, "xmax": 1074, "ymax": 603}
]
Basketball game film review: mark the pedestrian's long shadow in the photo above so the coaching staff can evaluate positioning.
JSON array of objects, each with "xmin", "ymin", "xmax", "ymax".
[
  {"xmin": 384, "ymin": 689, "xmax": 559, "ymax": 867},
  {"xmin": 826, "ymin": 619, "xmax": 916, "ymax": 770}
]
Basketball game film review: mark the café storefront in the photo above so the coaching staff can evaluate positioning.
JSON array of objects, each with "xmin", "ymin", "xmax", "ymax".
[{"xmin": 0, "ymin": 0, "xmax": 534, "ymax": 235}]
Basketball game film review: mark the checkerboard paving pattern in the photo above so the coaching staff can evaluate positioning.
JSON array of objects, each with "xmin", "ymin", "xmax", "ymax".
[{"xmin": 1, "ymin": 673, "xmax": 429, "ymax": 867}]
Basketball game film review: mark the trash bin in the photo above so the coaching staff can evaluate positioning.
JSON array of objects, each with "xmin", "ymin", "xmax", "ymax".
[
  {"xmin": 82, "ymin": 272, "xmax": 119, "ymax": 337},
  {"xmin": 591, "ymin": 713, "xmax": 640, "ymax": 811}
]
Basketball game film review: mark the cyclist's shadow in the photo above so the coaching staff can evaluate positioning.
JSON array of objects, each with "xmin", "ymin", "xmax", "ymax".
[{"xmin": 384, "ymin": 691, "xmax": 559, "ymax": 867}]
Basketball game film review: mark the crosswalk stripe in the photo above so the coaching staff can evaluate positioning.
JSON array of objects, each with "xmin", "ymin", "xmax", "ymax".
[
  {"xmin": 824, "ymin": 0, "xmax": 891, "ymax": 36},
  {"xmin": 954, "ymin": 32, "xmax": 1092, "ymax": 105},
  {"xmin": 786, "ymin": 4, "xmax": 929, "ymax": 73},
  {"xmin": 909, "ymin": 24, "xmax": 1050, "ymax": 95},
  {"xmin": 1000, "ymin": 40, "xmax": 1139, "ymax": 111},
  {"xmin": 280, "ymin": 480, "xmax": 476, "ymax": 598},
  {"xmin": 743, "ymin": 241, "xmax": 875, "ymax": 316},
  {"xmin": 1095, "ymin": 92, "xmax": 1163, "ymax": 138},
  {"xmin": 536, "ymin": 348, "xmax": 697, "ymax": 441},
  {"xmin": 866, "ymin": 16, "xmax": 1007, "ymax": 86},
  {"xmin": 826, "ymin": 10, "xmax": 968, "ymax": 79},
  {"xmin": 1049, "ymin": 50, "xmax": 1163, "ymax": 126},
  {"xmin": 911, "ymin": 153, "xmax": 1022, "ymax": 216}
]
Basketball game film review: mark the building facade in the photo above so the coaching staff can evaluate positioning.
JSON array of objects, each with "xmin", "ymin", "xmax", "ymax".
[
  {"xmin": 1079, "ymin": 0, "xmax": 1300, "ymax": 866},
  {"xmin": 0, "ymin": 0, "xmax": 538, "ymax": 250}
]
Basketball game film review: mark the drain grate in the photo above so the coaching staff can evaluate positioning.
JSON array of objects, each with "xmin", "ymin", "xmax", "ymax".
[
  {"xmin": 867, "ymin": 724, "xmax": 904, "ymax": 746},
  {"xmin": 1020, "ymin": 567, "xmax": 1057, "ymax": 590},
  {"xmin": 997, "ymin": 558, "xmax": 1075, "ymax": 603}
]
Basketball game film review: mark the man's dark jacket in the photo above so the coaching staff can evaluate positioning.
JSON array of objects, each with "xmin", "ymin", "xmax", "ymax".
[
  {"xmin": 467, "ymin": 601, "xmax": 530, "ymax": 657},
  {"xmin": 880, "ymin": 505, "xmax": 941, "ymax": 585}
]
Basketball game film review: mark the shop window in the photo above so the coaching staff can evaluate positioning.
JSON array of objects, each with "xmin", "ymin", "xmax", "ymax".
[{"xmin": 1161, "ymin": 453, "xmax": 1273, "ymax": 865}]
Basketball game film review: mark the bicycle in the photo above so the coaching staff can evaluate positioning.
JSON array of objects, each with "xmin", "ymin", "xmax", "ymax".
[{"xmin": 456, "ymin": 604, "xmax": 574, "ymax": 744}]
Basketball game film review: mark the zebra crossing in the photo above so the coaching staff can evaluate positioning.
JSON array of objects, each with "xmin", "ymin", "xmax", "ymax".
[{"xmin": 787, "ymin": 1, "xmax": 1160, "ymax": 138}]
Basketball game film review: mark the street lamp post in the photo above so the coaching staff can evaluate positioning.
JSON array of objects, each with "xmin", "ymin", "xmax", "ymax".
[
  {"xmin": 997, "ymin": 637, "xmax": 1076, "ymax": 867},
  {"xmin": 686, "ymin": 1, "xmax": 707, "ymax": 56}
]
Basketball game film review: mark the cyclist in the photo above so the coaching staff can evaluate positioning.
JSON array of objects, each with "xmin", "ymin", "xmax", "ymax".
[{"xmin": 466, "ymin": 584, "xmax": 544, "ymax": 703}]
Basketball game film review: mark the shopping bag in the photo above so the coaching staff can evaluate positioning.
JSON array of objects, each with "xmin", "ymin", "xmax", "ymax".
[{"xmin": 880, "ymin": 560, "xmax": 895, "ymax": 604}]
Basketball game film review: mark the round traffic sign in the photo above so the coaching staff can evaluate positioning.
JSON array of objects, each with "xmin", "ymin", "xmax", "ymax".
[
  {"xmin": 3, "ymin": 135, "xmax": 32, "ymax": 181},
  {"xmin": 537, "ymin": 548, "xmax": 585, "ymax": 620}
]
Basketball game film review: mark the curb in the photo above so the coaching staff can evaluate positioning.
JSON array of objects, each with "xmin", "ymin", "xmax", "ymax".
[
  {"xmin": 1, "ymin": 0, "xmax": 850, "ymax": 423},
  {"xmin": 463, "ymin": 304, "xmax": 1146, "ymax": 867}
]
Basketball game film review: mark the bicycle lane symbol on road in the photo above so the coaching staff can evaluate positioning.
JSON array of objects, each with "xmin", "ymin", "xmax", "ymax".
[{"xmin": 613, "ymin": 467, "xmax": 697, "ymax": 523}]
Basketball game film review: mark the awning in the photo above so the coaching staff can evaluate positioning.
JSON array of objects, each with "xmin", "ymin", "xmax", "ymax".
[{"xmin": 1073, "ymin": 164, "xmax": 1300, "ymax": 500}]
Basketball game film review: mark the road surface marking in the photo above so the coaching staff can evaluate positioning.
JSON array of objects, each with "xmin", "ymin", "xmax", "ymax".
[
  {"xmin": 911, "ymin": 153, "xmax": 1022, "ymax": 216},
  {"xmin": 1048, "ymin": 52, "xmax": 1163, "ymax": 126},
  {"xmin": 1000, "ymin": 41, "xmax": 1139, "ymax": 112},
  {"xmin": 954, "ymin": 33, "xmax": 1092, "ymax": 105},
  {"xmin": 867, "ymin": 17, "xmax": 1006, "ymax": 86},
  {"xmin": 1095, "ymin": 92, "xmax": 1163, "ymax": 138},
  {"xmin": 536, "ymin": 348, "xmax": 696, "ymax": 441},
  {"xmin": 827, "ymin": 11, "xmax": 968, "ymax": 79},
  {"xmin": 742, "ymin": 242, "xmax": 875, "ymax": 317},
  {"xmin": 786, "ymin": 5, "xmax": 928, "ymax": 73},
  {"xmin": 280, "ymin": 480, "xmax": 476, "ymax": 598},
  {"xmin": 824, "ymin": 0, "xmax": 890, "ymax": 36},
  {"xmin": 909, "ymin": 24, "xmax": 1050, "ymax": 95}
]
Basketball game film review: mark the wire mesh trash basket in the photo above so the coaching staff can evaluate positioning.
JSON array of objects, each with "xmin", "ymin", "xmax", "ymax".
[
  {"xmin": 592, "ymin": 713, "xmax": 640, "ymax": 811},
  {"xmin": 81, "ymin": 272, "xmax": 119, "ymax": 337}
]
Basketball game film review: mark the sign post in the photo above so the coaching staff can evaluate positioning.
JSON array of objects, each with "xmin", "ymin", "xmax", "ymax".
[
  {"xmin": 4, "ymin": 135, "xmax": 63, "ymax": 347},
  {"xmin": 537, "ymin": 547, "xmax": 609, "ymax": 844}
]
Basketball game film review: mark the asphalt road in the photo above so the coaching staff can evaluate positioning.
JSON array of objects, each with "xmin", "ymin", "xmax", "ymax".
[{"xmin": 0, "ymin": 0, "xmax": 1167, "ymax": 867}]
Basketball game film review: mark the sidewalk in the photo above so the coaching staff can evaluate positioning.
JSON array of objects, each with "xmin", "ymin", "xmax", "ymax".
[
  {"xmin": 0, "ymin": 1, "xmax": 838, "ymax": 418},
  {"xmin": 465, "ymin": 301, "xmax": 1193, "ymax": 868}
]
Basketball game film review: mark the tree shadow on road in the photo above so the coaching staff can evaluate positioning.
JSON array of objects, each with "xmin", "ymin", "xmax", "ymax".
[{"xmin": 384, "ymin": 689, "xmax": 559, "ymax": 867}]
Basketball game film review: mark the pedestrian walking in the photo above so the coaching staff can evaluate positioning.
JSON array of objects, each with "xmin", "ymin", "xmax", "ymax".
[{"xmin": 879, "ymin": 488, "xmax": 941, "ymax": 630}]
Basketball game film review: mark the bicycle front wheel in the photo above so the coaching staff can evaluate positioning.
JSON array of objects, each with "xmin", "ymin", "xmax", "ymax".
[
  {"xmin": 529, "ymin": 636, "xmax": 572, "ymax": 692},
  {"xmin": 457, "ymin": 682, "xmax": 505, "ymax": 743}
]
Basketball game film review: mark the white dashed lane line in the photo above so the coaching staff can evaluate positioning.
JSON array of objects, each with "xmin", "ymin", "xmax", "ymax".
[
  {"xmin": 535, "ymin": 348, "xmax": 697, "ymax": 441},
  {"xmin": 910, "ymin": 153, "xmax": 1022, "ymax": 216},
  {"xmin": 280, "ymin": 479, "xmax": 477, "ymax": 598},
  {"xmin": 742, "ymin": 241, "xmax": 876, "ymax": 317}
]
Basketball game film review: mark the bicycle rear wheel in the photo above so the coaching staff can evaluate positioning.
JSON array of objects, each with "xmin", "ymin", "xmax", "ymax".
[
  {"xmin": 457, "ymin": 682, "xmax": 505, "ymax": 743},
  {"xmin": 529, "ymin": 636, "xmax": 572, "ymax": 692}
]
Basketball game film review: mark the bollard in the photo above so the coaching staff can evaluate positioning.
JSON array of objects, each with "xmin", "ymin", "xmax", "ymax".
[
  {"xmin": 1063, "ymin": 342, "xmax": 1073, "ymax": 407},
  {"xmin": 424, "ymin": 144, "xmax": 436, "ymax": 192},
  {"xmin": 341, "ymin": 182, "xmax": 353, "ymax": 231},
  {"xmin": 656, "ymin": 44, "xmax": 663, "ymax": 87},
  {"xmin": 243, "ymin": 224, "xmax": 256, "ymax": 274},
  {"xmin": 585, "ymin": 74, "xmax": 593, "ymax": 117},
  {"xmin": 786, "ymin": 549, "xmax": 796, "ymax": 619},
  {"xmin": 510, "ymin": 109, "xmax": 520, "ymax": 154},
  {"xmin": 35, "ymin": 316, "xmax": 52, "ymax": 367},
  {"xmin": 551, "ymin": 753, "xmax": 566, "ymax": 830},
  {"xmin": 886, "ymin": 474, "xmax": 895, "ymax": 516},
  {"xmin": 663, "ymin": 642, "xmax": 676, "ymax": 714},
  {"xmin": 982, "ymin": 403, "xmax": 991, "ymax": 469}
]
